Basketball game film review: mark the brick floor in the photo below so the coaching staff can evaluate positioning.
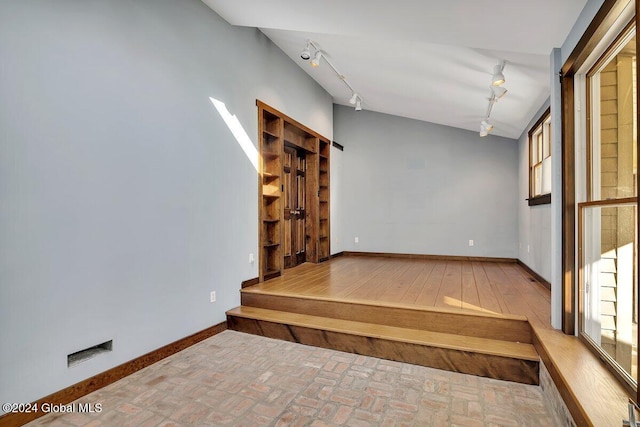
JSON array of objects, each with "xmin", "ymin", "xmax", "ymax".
[{"xmin": 27, "ymin": 331, "xmax": 561, "ymax": 426}]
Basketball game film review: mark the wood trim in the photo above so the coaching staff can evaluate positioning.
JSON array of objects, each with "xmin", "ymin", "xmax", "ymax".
[
  {"xmin": 330, "ymin": 251, "xmax": 344, "ymax": 258},
  {"xmin": 342, "ymin": 251, "xmax": 517, "ymax": 263},
  {"xmin": 241, "ymin": 277, "xmax": 260, "ymax": 289},
  {"xmin": 577, "ymin": 197, "xmax": 637, "ymax": 208},
  {"xmin": 516, "ymin": 260, "xmax": 551, "ymax": 291},
  {"xmin": 527, "ymin": 193, "xmax": 551, "ymax": 206},
  {"xmin": 0, "ymin": 321, "xmax": 227, "ymax": 427},
  {"xmin": 256, "ymin": 100, "xmax": 330, "ymax": 143},
  {"xmin": 561, "ymin": 0, "xmax": 630, "ymax": 76},
  {"xmin": 332, "ymin": 141, "xmax": 344, "ymax": 151},
  {"xmin": 562, "ymin": 73, "xmax": 576, "ymax": 336},
  {"xmin": 636, "ymin": 0, "xmax": 640, "ymax": 405}
]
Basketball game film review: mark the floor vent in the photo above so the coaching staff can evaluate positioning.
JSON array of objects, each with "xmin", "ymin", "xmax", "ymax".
[{"xmin": 67, "ymin": 340, "xmax": 113, "ymax": 367}]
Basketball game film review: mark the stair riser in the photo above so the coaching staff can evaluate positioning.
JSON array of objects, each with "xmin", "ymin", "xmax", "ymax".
[
  {"xmin": 228, "ymin": 315, "xmax": 539, "ymax": 385},
  {"xmin": 241, "ymin": 293, "xmax": 532, "ymax": 344}
]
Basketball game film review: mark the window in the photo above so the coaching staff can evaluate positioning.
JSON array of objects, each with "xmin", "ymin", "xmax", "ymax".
[
  {"xmin": 528, "ymin": 108, "xmax": 551, "ymax": 205},
  {"xmin": 581, "ymin": 23, "xmax": 638, "ymax": 395}
]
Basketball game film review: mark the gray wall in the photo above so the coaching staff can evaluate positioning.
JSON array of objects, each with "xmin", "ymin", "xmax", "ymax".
[
  {"xmin": 0, "ymin": 0, "xmax": 332, "ymax": 408},
  {"xmin": 517, "ymin": 100, "xmax": 552, "ymax": 282},
  {"xmin": 334, "ymin": 105, "xmax": 518, "ymax": 258}
]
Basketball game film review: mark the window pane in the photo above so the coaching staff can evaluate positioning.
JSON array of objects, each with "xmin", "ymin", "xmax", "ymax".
[
  {"xmin": 542, "ymin": 157, "xmax": 552, "ymax": 195},
  {"xmin": 534, "ymin": 164, "xmax": 542, "ymax": 196},
  {"xmin": 582, "ymin": 205, "xmax": 638, "ymax": 384},
  {"xmin": 543, "ymin": 122, "xmax": 551, "ymax": 159},
  {"xmin": 590, "ymin": 35, "xmax": 637, "ymax": 200}
]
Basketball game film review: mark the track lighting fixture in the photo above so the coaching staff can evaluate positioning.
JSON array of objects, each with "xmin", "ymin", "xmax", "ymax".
[
  {"xmin": 479, "ymin": 60, "xmax": 507, "ymax": 137},
  {"xmin": 310, "ymin": 51, "xmax": 322, "ymax": 67},
  {"xmin": 492, "ymin": 62, "xmax": 506, "ymax": 86},
  {"xmin": 302, "ymin": 39, "xmax": 364, "ymax": 111},
  {"xmin": 300, "ymin": 42, "xmax": 311, "ymax": 60},
  {"xmin": 491, "ymin": 85, "xmax": 507, "ymax": 100}
]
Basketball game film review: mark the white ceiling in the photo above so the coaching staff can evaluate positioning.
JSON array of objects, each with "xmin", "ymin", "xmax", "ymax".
[{"xmin": 202, "ymin": 0, "xmax": 587, "ymax": 139}]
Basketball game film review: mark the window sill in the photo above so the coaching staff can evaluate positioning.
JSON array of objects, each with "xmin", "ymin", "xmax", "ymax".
[{"xmin": 528, "ymin": 193, "xmax": 551, "ymax": 206}]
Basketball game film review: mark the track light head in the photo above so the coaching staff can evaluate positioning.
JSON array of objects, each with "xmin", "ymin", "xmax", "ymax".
[
  {"xmin": 481, "ymin": 119, "xmax": 494, "ymax": 132},
  {"xmin": 300, "ymin": 42, "xmax": 311, "ymax": 60},
  {"xmin": 491, "ymin": 63, "xmax": 505, "ymax": 86},
  {"xmin": 491, "ymin": 85, "xmax": 507, "ymax": 100},
  {"xmin": 349, "ymin": 93, "xmax": 359, "ymax": 105},
  {"xmin": 355, "ymin": 99, "xmax": 362, "ymax": 111},
  {"xmin": 310, "ymin": 51, "xmax": 322, "ymax": 67}
]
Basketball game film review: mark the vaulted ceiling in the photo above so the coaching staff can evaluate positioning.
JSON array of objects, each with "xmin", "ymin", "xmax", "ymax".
[{"xmin": 202, "ymin": 0, "xmax": 587, "ymax": 139}]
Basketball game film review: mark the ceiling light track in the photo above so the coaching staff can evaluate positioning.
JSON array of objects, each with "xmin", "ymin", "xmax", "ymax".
[
  {"xmin": 480, "ymin": 60, "xmax": 507, "ymax": 137},
  {"xmin": 301, "ymin": 39, "xmax": 363, "ymax": 111}
]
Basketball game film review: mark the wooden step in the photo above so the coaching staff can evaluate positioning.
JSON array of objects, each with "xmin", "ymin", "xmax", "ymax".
[
  {"xmin": 240, "ymin": 290, "xmax": 532, "ymax": 344},
  {"xmin": 227, "ymin": 306, "xmax": 539, "ymax": 385}
]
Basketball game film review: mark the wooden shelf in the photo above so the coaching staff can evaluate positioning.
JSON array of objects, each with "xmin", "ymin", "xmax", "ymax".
[
  {"xmin": 263, "ymin": 193, "xmax": 280, "ymax": 200},
  {"xmin": 262, "ymin": 151, "xmax": 280, "ymax": 159},
  {"xmin": 262, "ymin": 218, "xmax": 279, "ymax": 223},
  {"xmin": 263, "ymin": 243, "xmax": 280, "ymax": 248},
  {"xmin": 263, "ymin": 129, "xmax": 279, "ymax": 139},
  {"xmin": 263, "ymin": 172, "xmax": 279, "ymax": 179}
]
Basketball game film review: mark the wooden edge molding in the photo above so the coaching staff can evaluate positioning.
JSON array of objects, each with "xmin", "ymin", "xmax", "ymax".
[
  {"xmin": 256, "ymin": 100, "xmax": 330, "ymax": 143},
  {"xmin": 330, "ymin": 251, "xmax": 344, "ymax": 258},
  {"xmin": 342, "ymin": 251, "xmax": 517, "ymax": 263},
  {"xmin": 241, "ymin": 277, "xmax": 260, "ymax": 289},
  {"xmin": 332, "ymin": 141, "xmax": 344, "ymax": 151},
  {"xmin": 0, "ymin": 321, "xmax": 227, "ymax": 427},
  {"xmin": 516, "ymin": 260, "xmax": 551, "ymax": 291},
  {"xmin": 527, "ymin": 193, "xmax": 551, "ymax": 206}
]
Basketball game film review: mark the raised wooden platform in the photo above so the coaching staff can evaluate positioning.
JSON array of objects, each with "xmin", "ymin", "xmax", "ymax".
[{"xmin": 227, "ymin": 295, "xmax": 539, "ymax": 384}]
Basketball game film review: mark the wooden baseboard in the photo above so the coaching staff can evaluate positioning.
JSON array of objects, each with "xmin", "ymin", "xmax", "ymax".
[
  {"xmin": 241, "ymin": 277, "xmax": 260, "ymax": 289},
  {"xmin": 0, "ymin": 321, "xmax": 227, "ymax": 427},
  {"xmin": 342, "ymin": 251, "xmax": 517, "ymax": 263},
  {"xmin": 516, "ymin": 260, "xmax": 551, "ymax": 291},
  {"xmin": 330, "ymin": 251, "xmax": 344, "ymax": 258}
]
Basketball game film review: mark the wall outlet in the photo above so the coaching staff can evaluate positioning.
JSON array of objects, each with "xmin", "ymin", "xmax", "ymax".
[
  {"xmin": 210, "ymin": 291, "xmax": 216, "ymax": 303},
  {"xmin": 354, "ymin": 237, "xmax": 359, "ymax": 243},
  {"xmin": 527, "ymin": 245, "xmax": 530, "ymax": 253},
  {"xmin": 249, "ymin": 253, "xmax": 254, "ymax": 263},
  {"xmin": 469, "ymin": 240, "xmax": 474, "ymax": 247}
]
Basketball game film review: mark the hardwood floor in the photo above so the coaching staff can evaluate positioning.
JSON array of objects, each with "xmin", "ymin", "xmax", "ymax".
[{"xmin": 245, "ymin": 256, "xmax": 552, "ymax": 328}]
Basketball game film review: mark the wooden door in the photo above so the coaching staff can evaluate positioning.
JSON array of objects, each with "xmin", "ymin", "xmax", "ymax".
[{"xmin": 283, "ymin": 145, "xmax": 306, "ymax": 268}]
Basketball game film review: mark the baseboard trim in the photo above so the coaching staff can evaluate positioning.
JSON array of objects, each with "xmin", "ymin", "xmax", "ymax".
[
  {"xmin": 241, "ymin": 277, "xmax": 260, "ymax": 288},
  {"xmin": 342, "ymin": 251, "xmax": 517, "ymax": 263},
  {"xmin": 330, "ymin": 251, "xmax": 345, "ymax": 258},
  {"xmin": 516, "ymin": 260, "xmax": 551, "ymax": 291},
  {"xmin": 0, "ymin": 321, "xmax": 227, "ymax": 427}
]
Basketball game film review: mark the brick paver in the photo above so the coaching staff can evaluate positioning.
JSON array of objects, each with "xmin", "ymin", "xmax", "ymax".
[{"xmin": 26, "ymin": 331, "xmax": 560, "ymax": 426}]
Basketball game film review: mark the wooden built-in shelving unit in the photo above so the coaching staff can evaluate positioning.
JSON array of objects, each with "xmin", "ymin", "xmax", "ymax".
[{"xmin": 257, "ymin": 101, "xmax": 330, "ymax": 281}]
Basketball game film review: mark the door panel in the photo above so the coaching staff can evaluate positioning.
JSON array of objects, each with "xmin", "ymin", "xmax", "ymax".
[{"xmin": 284, "ymin": 146, "xmax": 306, "ymax": 268}]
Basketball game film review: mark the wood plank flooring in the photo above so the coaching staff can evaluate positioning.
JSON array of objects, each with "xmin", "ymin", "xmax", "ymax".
[{"xmin": 246, "ymin": 256, "xmax": 552, "ymax": 328}]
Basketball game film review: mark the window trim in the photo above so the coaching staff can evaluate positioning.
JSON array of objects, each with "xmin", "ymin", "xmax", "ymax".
[{"xmin": 528, "ymin": 107, "xmax": 552, "ymax": 206}]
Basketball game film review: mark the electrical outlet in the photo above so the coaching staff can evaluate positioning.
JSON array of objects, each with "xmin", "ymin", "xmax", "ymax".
[
  {"xmin": 249, "ymin": 253, "xmax": 254, "ymax": 263},
  {"xmin": 527, "ymin": 245, "xmax": 530, "ymax": 253},
  {"xmin": 210, "ymin": 291, "xmax": 216, "ymax": 303},
  {"xmin": 469, "ymin": 240, "xmax": 474, "ymax": 247},
  {"xmin": 355, "ymin": 237, "xmax": 359, "ymax": 243}
]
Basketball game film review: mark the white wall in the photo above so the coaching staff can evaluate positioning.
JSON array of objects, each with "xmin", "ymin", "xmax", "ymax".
[
  {"xmin": 334, "ymin": 105, "xmax": 519, "ymax": 258},
  {"xmin": 518, "ymin": 100, "xmax": 552, "ymax": 282},
  {"xmin": 0, "ymin": 0, "xmax": 332, "ymax": 409}
]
